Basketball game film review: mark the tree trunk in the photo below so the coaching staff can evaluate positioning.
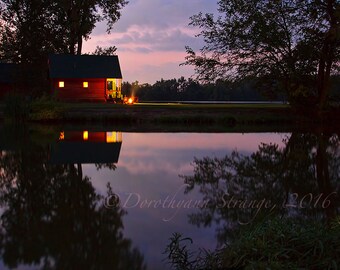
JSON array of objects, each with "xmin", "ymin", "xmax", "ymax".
[
  {"xmin": 77, "ymin": 163, "xmax": 83, "ymax": 180},
  {"xmin": 77, "ymin": 35, "xmax": 82, "ymax": 55},
  {"xmin": 317, "ymin": 49, "xmax": 329, "ymax": 111},
  {"xmin": 317, "ymin": 0, "xmax": 338, "ymax": 112},
  {"xmin": 68, "ymin": 3, "xmax": 78, "ymax": 55},
  {"xmin": 315, "ymin": 133, "xmax": 336, "ymax": 222},
  {"xmin": 317, "ymin": 39, "xmax": 334, "ymax": 112},
  {"xmin": 69, "ymin": 43, "xmax": 76, "ymax": 55}
]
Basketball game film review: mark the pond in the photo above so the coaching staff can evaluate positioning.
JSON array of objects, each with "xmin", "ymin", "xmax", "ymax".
[{"xmin": 0, "ymin": 125, "xmax": 339, "ymax": 269}]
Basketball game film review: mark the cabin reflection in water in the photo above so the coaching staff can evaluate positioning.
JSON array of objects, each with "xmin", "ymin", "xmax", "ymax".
[{"xmin": 50, "ymin": 131, "xmax": 122, "ymax": 164}]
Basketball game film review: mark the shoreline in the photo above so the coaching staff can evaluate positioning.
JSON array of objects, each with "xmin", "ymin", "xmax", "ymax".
[{"xmin": 1, "ymin": 102, "xmax": 340, "ymax": 132}]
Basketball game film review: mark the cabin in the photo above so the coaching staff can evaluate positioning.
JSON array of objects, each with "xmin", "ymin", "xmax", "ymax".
[
  {"xmin": 49, "ymin": 130, "xmax": 122, "ymax": 164},
  {"xmin": 48, "ymin": 54, "xmax": 123, "ymax": 102},
  {"xmin": 0, "ymin": 126, "xmax": 122, "ymax": 164}
]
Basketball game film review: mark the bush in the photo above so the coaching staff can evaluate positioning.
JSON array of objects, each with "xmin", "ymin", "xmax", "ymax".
[
  {"xmin": 29, "ymin": 95, "xmax": 65, "ymax": 121},
  {"xmin": 165, "ymin": 216, "xmax": 340, "ymax": 270},
  {"xmin": 4, "ymin": 94, "xmax": 31, "ymax": 122},
  {"xmin": 164, "ymin": 232, "xmax": 223, "ymax": 270},
  {"xmin": 223, "ymin": 217, "xmax": 340, "ymax": 269}
]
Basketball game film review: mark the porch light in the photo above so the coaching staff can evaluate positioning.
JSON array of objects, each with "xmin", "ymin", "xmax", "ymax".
[{"xmin": 59, "ymin": 131, "xmax": 65, "ymax": 140}]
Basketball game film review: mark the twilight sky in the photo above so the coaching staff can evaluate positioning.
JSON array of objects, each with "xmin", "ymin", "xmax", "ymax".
[{"xmin": 83, "ymin": 0, "xmax": 218, "ymax": 84}]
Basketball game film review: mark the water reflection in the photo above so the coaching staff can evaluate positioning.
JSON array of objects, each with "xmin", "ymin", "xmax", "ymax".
[
  {"xmin": 51, "ymin": 130, "xmax": 122, "ymax": 164},
  {"xmin": 181, "ymin": 132, "xmax": 339, "ymax": 246},
  {"xmin": 0, "ymin": 127, "xmax": 145, "ymax": 269},
  {"xmin": 0, "ymin": 126, "xmax": 339, "ymax": 269}
]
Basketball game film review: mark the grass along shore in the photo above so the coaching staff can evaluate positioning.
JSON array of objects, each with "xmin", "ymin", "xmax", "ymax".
[{"xmin": 0, "ymin": 98, "xmax": 339, "ymax": 129}]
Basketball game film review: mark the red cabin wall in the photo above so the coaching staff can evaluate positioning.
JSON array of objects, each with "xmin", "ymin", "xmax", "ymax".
[
  {"xmin": 61, "ymin": 131, "xmax": 106, "ymax": 142},
  {"xmin": 52, "ymin": 78, "xmax": 106, "ymax": 101}
]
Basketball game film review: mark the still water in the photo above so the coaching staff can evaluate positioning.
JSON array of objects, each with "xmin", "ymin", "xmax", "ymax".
[{"xmin": 0, "ymin": 127, "xmax": 338, "ymax": 269}]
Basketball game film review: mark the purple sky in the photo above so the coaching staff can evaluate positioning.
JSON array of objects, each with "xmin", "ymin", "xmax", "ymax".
[{"xmin": 83, "ymin": 0, "xmax": 218, "ymax": 84}]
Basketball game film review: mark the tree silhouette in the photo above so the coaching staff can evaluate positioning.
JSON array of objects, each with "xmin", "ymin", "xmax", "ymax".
[
  {"xmin": 182, "ymin": 132, "xmax": 339, "ymax": 244},
  {"xmin": 0, "ymin": 132, "xmax": 145, "ymax": 269},
  {"xmin": 185, "ymin": 0, "xmax": 340, "ymax": 109},
  {"xmin": 0, "ymin": 0, "xmax": 127, "ymax": 62}
]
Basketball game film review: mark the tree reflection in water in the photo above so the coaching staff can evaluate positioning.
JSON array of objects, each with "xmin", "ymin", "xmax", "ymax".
[
  {"xmin": 0, "ymin": 132, "xmax": 145, "ymax": 269},
  {"xmin": 182, "ymin": 132, "xmax": 339, "ymax": 244}
]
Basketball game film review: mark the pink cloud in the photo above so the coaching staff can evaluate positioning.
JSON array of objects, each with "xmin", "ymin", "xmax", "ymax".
[
  {"xmin": 120, "ymin": 133, "xmax": 287, "ymax": 152},
  {"xmin": 83, "ymin": 0, "xmax": 219, "ymax": 83},
  {"xmin": 83, "ymin": 35, "xmax": 194, "ymax": 83}
]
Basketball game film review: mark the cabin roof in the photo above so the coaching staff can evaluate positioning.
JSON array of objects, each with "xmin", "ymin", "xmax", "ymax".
[
  {"xmin": 0, "ymin": 63, "xmax": 17, "ymax": 83},
  {"xmin": 48, "ymin": 54, "xmax": 122, "ymax": 79}
]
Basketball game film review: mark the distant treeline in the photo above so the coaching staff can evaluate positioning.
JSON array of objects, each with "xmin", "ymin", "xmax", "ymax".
[{"xmin": 122, "ymin": 77, "xmax": 340, "ymax": 102}]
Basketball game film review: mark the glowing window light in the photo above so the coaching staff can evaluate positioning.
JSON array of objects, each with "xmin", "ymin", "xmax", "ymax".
[
  {"xmin": 106, "ymin": 132, "xmax": 117, "ymax": 143},
  {"xmin": 106, "ymin": 132, "xmax": 122, "ymax": 143},
  {"xmin": 58, "ymin": 81, "xmax": 64, "ymax": 88},
  {"xmin": 83, "ymin": 82, "xmax": 88, "ymax": 88},
  {"xmin": 83, "ymin": 131, "xmax": 89, "ymax": 141}
]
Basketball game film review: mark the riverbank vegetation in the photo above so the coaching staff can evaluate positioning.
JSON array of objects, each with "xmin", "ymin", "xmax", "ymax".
[
  {"xmin": 1, "ymin": 94, "xmax": 340, "ymax": 130},
  {"xmin": 165, "ymin": 217, "xmax": 340, "ymax": 270},
  {"xmin": 0, "ymin": 97, "xmax": 329, "ymax": 128},
  {"xmin": 122, "ymin": 76, "xmax": 340, "ymax": 103},
  {"xmin": 165, "ymin": 129, "xmax": 340, "ymax": 269}
]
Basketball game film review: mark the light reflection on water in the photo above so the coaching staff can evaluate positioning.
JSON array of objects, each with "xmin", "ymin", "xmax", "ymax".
[{"xmin": 0, "ymin": 129, "xmax": 338, "ymax": 269}]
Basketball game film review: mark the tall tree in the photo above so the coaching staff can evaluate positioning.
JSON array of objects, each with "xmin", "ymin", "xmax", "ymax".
[
  {"xmin": 0, "ymin": 0, "xmax": 65, "ymax": 63},
  {"xmin": 182, "ymin": 132, "xmax": 340, "ymax": 244},
  {"xmin": 0, "ymin": 0, "xmax": 127, "ymax": 62},
  {"xmin": 54, "ymin": 0, "xmax": 127, "ymax": 55},
  {"xmin": 184, "ymin": 0, "xmax": 340, "ymax": 109},
  {"xmin": 0, "ymin": 126, "xmax": 145, "ymax": 269}
]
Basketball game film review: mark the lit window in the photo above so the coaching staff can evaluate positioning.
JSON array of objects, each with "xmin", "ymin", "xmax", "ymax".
[
  {"xmin": 58, "ymin": 81, "xmax": 64, "ymax": 88},
  {"xmin": 106, "ymin": 131, "xmax": 122, "ymax": 143},
  {"xmin": 106, "ymin": 132, "xmax": 117, "ymax": 143},
  {"xmin": 83, "ymin": 82, "xmax": 88, "ymax": 88},
  {"xmin": 83, "ymin": 131, "xmax": 89, "ymax": 141}
]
